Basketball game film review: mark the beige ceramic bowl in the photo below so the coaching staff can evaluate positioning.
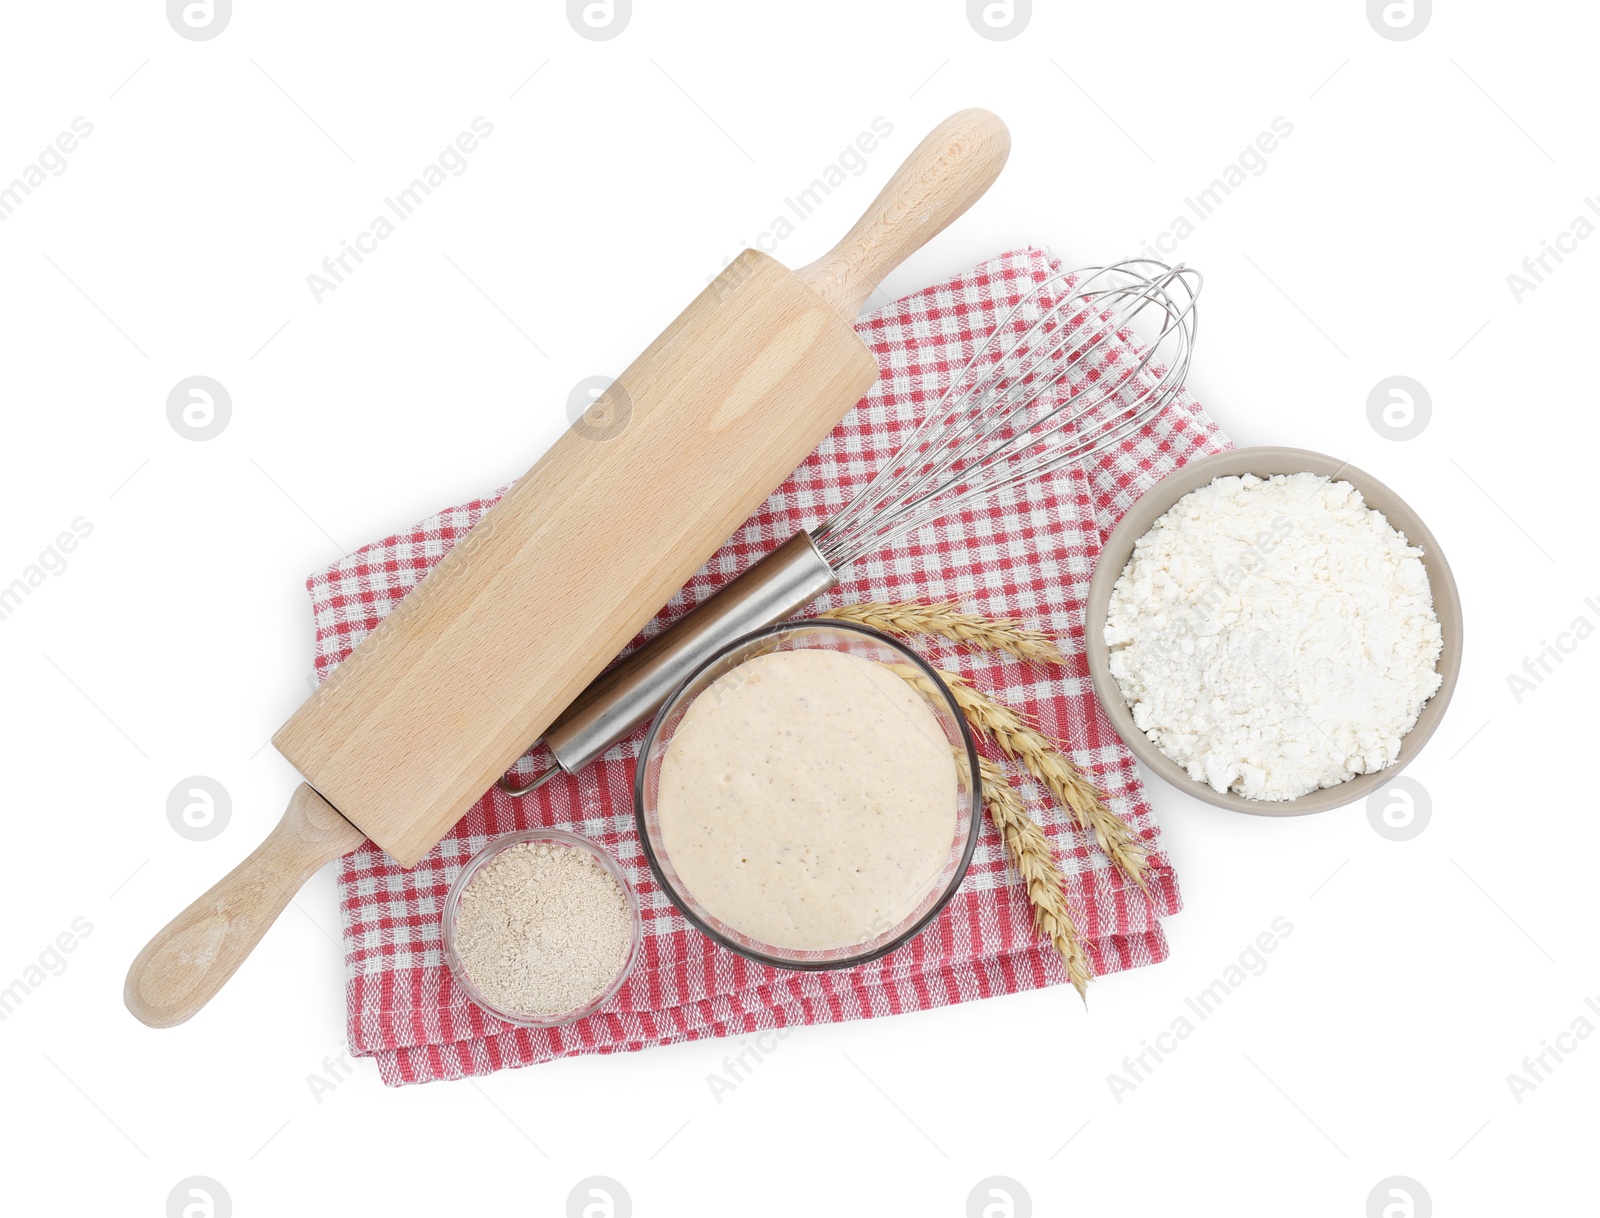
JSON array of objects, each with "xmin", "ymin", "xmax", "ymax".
[{"xmin": 1084, "ymin": 446, "xmax": 1463, "ymax": 816}]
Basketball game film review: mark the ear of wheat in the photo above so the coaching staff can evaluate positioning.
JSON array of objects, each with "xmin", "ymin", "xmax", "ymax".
[
  {"xmin": 834, "ymin": 599, "xmax": 1145, "ymax": 1002},
  {"xmin": 819, "ymin": 601, "xmax": 1064, "ymax": 665},
  {"xmin": 887, "ymin": 663, "xmax": 1148, "ymax": 889},
  {"xmin": 977, "ymin": 756, "xmax": 1093, "ymax": 1002}
]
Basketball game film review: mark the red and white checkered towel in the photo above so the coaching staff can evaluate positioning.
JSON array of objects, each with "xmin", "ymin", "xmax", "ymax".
[{"xmin": 307, "ymin": 247, "xmax": 1228, "ymax": 1086}]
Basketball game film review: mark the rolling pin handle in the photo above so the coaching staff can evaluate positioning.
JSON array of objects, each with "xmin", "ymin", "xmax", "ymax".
[
  {"xmin": 797, "ymin": 108, "xmax": 1011, "ymax": 319},
  {"xmin": 124, "ymin": 783, "xmax": 365, "ymax": 1028}
]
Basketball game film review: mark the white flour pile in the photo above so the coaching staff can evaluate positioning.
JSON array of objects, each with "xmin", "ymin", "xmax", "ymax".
[
  {"xmin": 1104, "ymin": 473, "xmax": 1443, "ymax": 801},
  {"xmin": 454, "ymin": 841, "xmax": 633, "ymax": 1018}
]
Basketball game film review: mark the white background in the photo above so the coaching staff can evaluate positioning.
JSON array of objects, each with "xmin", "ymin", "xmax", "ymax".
[{"xmin": 1, "ymin": 1, "xmax": 1593, "ymax": 1214}]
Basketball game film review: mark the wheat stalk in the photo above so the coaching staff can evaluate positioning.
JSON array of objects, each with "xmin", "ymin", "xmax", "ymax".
[
  {"xmin": 976, "ymin": 756, "xmax": 1093, "ymax": 1002},
  {"xmin": 887, "ymin": 663, "xmax": 1148, "ymax": 889},
  {"xmin": 819, "ymin": 601, "xmax": 1064, "ymax": 666}
]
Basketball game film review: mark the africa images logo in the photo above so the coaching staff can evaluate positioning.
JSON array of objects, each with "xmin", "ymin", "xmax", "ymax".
[
  {"xmin": 967, "ymin": 0, "xmax": 1031, "ymax": 40},
  {"xmin": 167, "ymin": 0, "xmax": 231, "ymax": 40},
  {"xmin": 568, "ymin": 0, "xmax": 631, "ymax": 40},
  {"xmin": 167, "ymin": 376, "xmax": 232, "ymax": 441},
  {"xmin": 567, "ymin": 1176, "xmax": 631, "ymax": 1218},
  {"xmin": 967, "ymin": 1176, "xmax": 1031, "ymax": 1218},
  {"xmin": 166, "ymin": 1176, "xmax": 231, "ymax": 1218},
  {"xmin": 1367, "ymin": 1176, "xmax": 1431, "ymax": 1218},
  {"xmin": 1367, "ymin": 0, "xmax": 1430, "ymax": 40},
  {"xmin": 167, "ymin": 776, "xmax": 232, "ymax": 842}
]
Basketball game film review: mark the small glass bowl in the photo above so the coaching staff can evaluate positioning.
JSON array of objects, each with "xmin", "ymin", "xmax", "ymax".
[
  {"xmin": 441, "ymin": 828, "xmax": 642, "ymax": 1028},
  {"xmin": 635, "ymin": 619, "xmax": 983, "ymax": 971}
]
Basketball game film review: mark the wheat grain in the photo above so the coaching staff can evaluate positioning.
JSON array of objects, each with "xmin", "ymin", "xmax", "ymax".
[
  {"xmin": 887, "ymin": 663, "xmax": 1148, "ymax": 888},
  {"xmin": 977, "ymin": 756, "xmax": 1093, "ymax": 1002},
  {"xmin": 819, "ymin": 601, "xmax": 1064, "ymax": 665}
]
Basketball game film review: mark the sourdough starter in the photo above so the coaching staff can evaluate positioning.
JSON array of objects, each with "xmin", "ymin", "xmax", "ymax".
[{"xmin": 657, "ymin": 649, "xmax": 957, "ymax": 951}]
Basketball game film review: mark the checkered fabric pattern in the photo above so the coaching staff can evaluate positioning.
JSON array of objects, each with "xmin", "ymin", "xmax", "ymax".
[{"xmin": 306, "ymin": 247, "xmax": 1229, "ymax": 1086}]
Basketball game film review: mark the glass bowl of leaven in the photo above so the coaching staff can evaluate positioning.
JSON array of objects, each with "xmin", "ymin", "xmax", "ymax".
[
  {"xmin": 442, "ymin": 828, "xmax": 642, "ymax": 1028},
  {"xmin": 636, "ymin": 620, "xmax": 983, "ymax": 970}
]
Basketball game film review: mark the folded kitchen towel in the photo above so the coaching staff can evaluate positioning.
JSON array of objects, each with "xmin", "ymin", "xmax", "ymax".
[{"xmin": 306, "ymin": 246, "xmax": 1229, "ymax": 1085}]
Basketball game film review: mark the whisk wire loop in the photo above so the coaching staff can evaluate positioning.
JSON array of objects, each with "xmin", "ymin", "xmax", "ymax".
[{"xmin": 814, "ymin": 259, "xmax": 1200, "ymax": 568}]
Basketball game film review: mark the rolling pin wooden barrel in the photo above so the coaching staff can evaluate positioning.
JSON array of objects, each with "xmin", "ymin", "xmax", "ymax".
[{"xmin": 125, "ymin": 109, "xmax": 1011, "ymax": 1027}]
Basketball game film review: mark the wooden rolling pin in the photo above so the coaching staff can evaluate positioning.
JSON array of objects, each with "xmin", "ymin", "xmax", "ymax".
[{"xmin": 125, "ymin": 108, "xmax": 1011, "ymax": 1028}]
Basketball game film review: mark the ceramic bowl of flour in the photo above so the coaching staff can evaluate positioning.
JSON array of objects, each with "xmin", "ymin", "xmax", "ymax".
[{"xmin": 1084, "ymin": 446, "xmax": 1463, "ymax": 816}]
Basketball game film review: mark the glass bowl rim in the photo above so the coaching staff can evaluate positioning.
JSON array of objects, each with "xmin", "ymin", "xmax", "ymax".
[{"xmin": 633, "ymin": 617, "xmax": 984, "ymax": 971}]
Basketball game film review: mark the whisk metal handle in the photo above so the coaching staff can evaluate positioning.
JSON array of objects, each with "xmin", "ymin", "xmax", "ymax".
[{"xmin": 534, "ymin": 531, "xmax": 839, "ymax": 779}]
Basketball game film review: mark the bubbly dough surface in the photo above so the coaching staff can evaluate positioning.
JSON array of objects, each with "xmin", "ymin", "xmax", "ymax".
[{"xmin": 657, "ymin": 649, "xmax": 958, "ymax": 951}]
